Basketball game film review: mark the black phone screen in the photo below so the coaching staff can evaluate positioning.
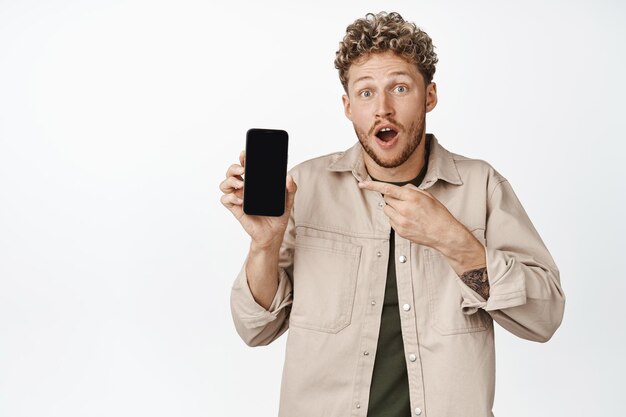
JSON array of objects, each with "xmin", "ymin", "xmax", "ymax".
[{"xmin": 243, "ymin": 128, "xmax": 289, "ymax": 216}]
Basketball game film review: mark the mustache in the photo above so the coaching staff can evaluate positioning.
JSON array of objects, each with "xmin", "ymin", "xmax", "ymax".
[{"xmin": 369, "ymin": 118, "xmax": 404, "ymax": 136}]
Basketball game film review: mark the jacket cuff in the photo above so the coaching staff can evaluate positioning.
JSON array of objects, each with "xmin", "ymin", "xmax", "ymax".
[
  {"xmin": 230, "ymin": 260, "xmax": 292, "ymax": 328},
  {"xmin": 459, "ymin": 246, "xmax": 527, "ymax": 315}
]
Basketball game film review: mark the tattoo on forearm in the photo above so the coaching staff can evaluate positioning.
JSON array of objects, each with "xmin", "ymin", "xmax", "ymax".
[{"xmin": 460, "ymin": 267, "xmax": 490, "ymax": 300}]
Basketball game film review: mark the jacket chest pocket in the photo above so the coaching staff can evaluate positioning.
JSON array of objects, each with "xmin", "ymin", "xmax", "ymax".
[
  {"xmin": 290, "ymin": 234, "xmax": 362, "ymax": 333},
  {"xmin": 424, "ymin": 228, "xmax": 489, "ymax": 335}
]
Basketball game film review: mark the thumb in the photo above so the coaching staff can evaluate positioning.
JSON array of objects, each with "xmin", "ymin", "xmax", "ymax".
[{"xmin": 285, "ymin": 174, "xmax": 297, "ymax": 211}]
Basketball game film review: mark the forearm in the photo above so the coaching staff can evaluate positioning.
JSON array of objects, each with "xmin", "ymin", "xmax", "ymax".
[
  {"xmin": 230, "ymin": 187, "xmax": 297, "ymax": 347},
  {"xmin": 436, "ymin": 224, "xmax": 490, "ymax": 299},
  {"xmin": 245, "ymin": 240, "xmax": 282, "ymax": 310},
  {"xmin": 230, "ymin": 238, "xmax": 294, "ymax": 347}
]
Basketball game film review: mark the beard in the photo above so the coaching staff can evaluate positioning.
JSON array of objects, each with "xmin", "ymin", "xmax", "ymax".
[{"xmin": 353, "ymin": 108, "xmax": 426, "ymax": 169}]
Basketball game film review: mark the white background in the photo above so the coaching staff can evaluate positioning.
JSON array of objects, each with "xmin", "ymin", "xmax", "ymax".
[{"xmin": 1, "ymin": 0, "xmax": 624, "ymax": 416}]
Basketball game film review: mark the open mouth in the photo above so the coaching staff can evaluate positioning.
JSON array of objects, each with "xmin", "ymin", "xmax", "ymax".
[{"xmin": 374, "ymin": 126, "xmax": 399, "ymax": 145}]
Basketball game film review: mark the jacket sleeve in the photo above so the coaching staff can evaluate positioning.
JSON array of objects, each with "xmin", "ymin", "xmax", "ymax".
[
  {"xmin": 458, "ymin": 178, "xmax": 566, "ymax": 343},
  {"xmin": 229, "ymin": 205, "xmax": 295, "ymax": 347}
]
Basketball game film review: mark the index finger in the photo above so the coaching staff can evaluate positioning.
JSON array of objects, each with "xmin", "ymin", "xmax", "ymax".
[{"xmin": 357, "ymin": 180, "xmax": 410, "ymax": 199}]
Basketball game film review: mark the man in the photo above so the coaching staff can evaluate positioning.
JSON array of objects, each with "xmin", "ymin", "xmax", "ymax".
[{"xmin": 220, "ymin": 11, "xmax": 565, "ymax": 417}]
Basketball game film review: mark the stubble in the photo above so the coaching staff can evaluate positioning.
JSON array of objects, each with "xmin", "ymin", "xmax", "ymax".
[{"xmin": 354, "ymin": 109, "xmax": 426, "ymax": 169}]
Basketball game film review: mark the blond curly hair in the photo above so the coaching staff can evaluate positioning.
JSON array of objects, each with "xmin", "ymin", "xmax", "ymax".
[{"xmin": 334, "ymin": 11, "xmax": 438, "ymax": 93}]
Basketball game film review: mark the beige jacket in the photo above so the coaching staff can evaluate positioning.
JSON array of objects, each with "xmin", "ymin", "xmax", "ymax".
[{"xmin": 230, "ymin": 133, "xmax": 565, "ymax": 417}]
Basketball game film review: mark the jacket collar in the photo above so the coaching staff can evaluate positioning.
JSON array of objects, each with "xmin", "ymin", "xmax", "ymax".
[{"xmin": 326, "ymin": 133, "xmax": 463, "ymax": 189}]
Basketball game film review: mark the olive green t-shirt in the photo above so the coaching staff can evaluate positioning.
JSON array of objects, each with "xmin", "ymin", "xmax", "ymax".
[{"xmin": 366, "ymin": 143, "xmax": 430, "ymax": 417}]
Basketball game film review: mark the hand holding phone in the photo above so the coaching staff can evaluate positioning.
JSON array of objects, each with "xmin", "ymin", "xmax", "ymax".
[{"xmin": 219, "ymin": 128, "xmax": 297, "ymax": 248}]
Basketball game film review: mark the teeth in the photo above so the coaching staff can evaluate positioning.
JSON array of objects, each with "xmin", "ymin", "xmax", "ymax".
[{"xmin": 380, "ymin": 127, "xmax": 392, "ymax": 132}]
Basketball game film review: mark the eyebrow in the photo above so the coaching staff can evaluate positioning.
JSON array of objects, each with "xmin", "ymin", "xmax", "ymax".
[{"xmin": 352, "ymin": 71, "xmax": 414, "ymax": 86}]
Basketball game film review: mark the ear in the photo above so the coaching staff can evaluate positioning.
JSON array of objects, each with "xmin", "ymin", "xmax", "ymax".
[
  {"xmin": 425, "ymin": 82, "xmax": 438, "ymax": 113},
  {"xmin": 342, "ymin": 94, "xmax": 352, "ymax": 121}
]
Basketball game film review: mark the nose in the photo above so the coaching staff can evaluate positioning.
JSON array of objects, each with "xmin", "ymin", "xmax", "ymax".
[{"xmin": 375, "ymin": 92, "xmax": 394, "ymax": 119}]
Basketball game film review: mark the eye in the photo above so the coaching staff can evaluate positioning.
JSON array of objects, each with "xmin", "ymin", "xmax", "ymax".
[
  {"xmin": 360, "ymin": 90, "xmax": 372, "ymax": 98},
  {"xmin": 395, "ymin": 85, "xmax": 408, "ymax": 93}
]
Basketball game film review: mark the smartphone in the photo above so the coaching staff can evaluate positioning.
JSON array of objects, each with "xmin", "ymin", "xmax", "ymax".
[{"xmin": 243, "ymin": 128, "xmax": 289, "ymax": 216}]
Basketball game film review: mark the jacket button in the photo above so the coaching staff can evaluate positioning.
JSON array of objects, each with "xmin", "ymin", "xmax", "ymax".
[
  {"xmin": 378, "ymin": 201, "xmax": 385, "ymax": 208},
  {"xmin": 402, "ymin": 303, "xmax": 411, "ymax": 311},
  {"xmin": 363, "ymin": 351, "xmax": 369, "ymax": 356},
  {"xmin": 399, "ymin": 255, "xmax": 407, "ymax": 263},
  {"xmin": 356, "ymin": 402, "xmax": 361, "ymax": 409},
  {"xmin": 376, "ymin": 251, "xmax": 382, "ymax": 257},
  {"xmin": 415, "ymin": 407, "xmax": 422, "ymax": 415},
  {"xmin": 409, "ymin": 354, "xmax": 417, "ymax": 362}
]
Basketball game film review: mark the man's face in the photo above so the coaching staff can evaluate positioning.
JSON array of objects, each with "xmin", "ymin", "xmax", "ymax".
[{"xmin": 342, "ymin": 50, "xmax": 437, "ymax": 170}]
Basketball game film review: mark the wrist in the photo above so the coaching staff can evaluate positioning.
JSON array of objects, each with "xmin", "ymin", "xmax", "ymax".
[
  {"xmin": 250, "ymin": 238, "xmax": 282, "ymax": 254},
  {"xmin": 437, "ymin": 226, "xmax": 486, "ymax": 276}
]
